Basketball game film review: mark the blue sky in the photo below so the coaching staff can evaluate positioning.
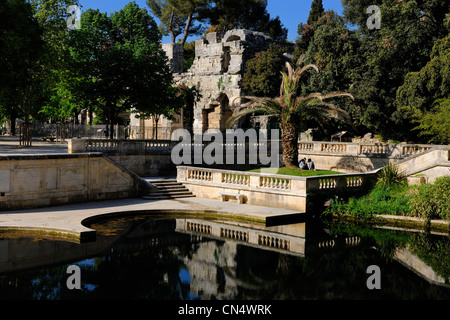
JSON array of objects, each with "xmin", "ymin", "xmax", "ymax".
[{"xmin": 77, "ymin": 0, "xmax": 344, "ymax": 42}]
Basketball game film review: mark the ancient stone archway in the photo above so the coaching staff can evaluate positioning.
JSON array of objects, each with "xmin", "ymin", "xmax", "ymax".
[
  {"xmin": 202, "ymin": 94, "xmax": 232, "ymax": 133},
  {"xmin": 225, "ymin": 35, "xmax": 241, "ymax": 42}
]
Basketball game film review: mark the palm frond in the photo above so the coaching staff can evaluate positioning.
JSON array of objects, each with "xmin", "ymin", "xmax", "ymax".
[
  {"xmin": 228, "ymin": 95, "xmax": 282, "ymax": 128},
  {"xmin": 317, "ymin": 101, "xmax": 351, "ymax": 122},
  {"xmin": 295, "ymin": 64, "xmax": 319, "ymax": 79},
  {"xmin": 319, "ymin": 91, "xmax": 354, "ymax": 102},
  {"xmin": 231, "ymin": 95, "xmax": 272, "ymax": 108},
  {"xmin": 226, "ymin": 106, "xmax": 274, "ymax": 128},
  {"xmin": 285, "ymin": 61, "xmax": 294, "ymax": 80}
]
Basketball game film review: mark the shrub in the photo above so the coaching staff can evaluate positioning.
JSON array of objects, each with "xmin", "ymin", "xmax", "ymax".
[
  {"xmin": 376, "ymin": 163, "xmax": 406, "ymax": 190},
  {"xmin": 325, "ymin": 183, "xmax": 411, "ymax": 219},
  {"xmin": 409, "ymin": 176, "xmax": 450, "ymax": 221}
]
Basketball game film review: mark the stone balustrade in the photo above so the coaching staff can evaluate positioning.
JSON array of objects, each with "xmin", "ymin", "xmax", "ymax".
[
  {"xmin": 68, "ymin": 138, "xmax": 446, "ymax": 175},
  {"xmin": 69, "ymin": 138, "xmax": 443, "ymax": 158},
  {"xmin": 177, "ymin": 166, "xmax": 378, "ymax": 212},
  {"xmin": 298, "ymin": 141, "xmax": 444, "ymax": 158},
  {"xmin": 69, "ymin": 139, "xmax": 178, "ymax": 155}
]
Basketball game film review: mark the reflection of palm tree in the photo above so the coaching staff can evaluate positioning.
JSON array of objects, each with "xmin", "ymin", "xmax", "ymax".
[{"xmin": 229, "ymin": 61, "xmax": 353, "ymax": 167}]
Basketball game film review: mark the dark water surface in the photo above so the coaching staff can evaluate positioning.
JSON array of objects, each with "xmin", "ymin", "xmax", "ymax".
[{"xmin": 0, "ymin": 214, "xmax": 449, "ymax": 300}]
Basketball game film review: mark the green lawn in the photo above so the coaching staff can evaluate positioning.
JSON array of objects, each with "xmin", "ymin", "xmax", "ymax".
[{"xmin": 248, "ymin": 166, "xmax": 342, "ymax": 177}]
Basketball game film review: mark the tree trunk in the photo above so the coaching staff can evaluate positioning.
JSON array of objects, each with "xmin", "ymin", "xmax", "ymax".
[
  {"xmin": 9, "ymin": 109, "xmax": 17, "ymax": 136},
  {"xmin": 281, "ymin": 120, "xmax": 300, "ymax": 167},
  {"xmin": 169, "ymin": 7, "xmax": 176, "ymax": 44},
  {"xmin": 181, "ymin": 12, "xmax": 194, "ymax": 46},
  {"xmin": 154, "ymin": 115, "xmax": 159, "ymax": 140}
]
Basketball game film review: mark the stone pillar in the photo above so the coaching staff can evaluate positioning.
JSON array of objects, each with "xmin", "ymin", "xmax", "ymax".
[
  {"xmin": 67, "ymin": 139, "xmax": 85, "ymax": 153},
  {"xmin": 161, "ymin": 43, "xmax": 184, "ymax": 74},
  {"xmin": 177, "ymin": 166, "xmax": 187, "ymax": 182}
]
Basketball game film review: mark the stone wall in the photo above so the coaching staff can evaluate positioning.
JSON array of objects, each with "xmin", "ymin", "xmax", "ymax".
[
  {"xmin": 297, "ymin": 141, "xmax": 449, "ymax": 173},
  {"xmin": 396, "ymin": 149, "xmax": 450, "ymax": 183},
  {"xmin": 68, "ymin": 139, "xmax": 177, "ymax": 176},
  {"xmin": 177, "ymin": 166, "xmax": 378, "ymax": 212},
  {"xmin": 162, "ymin": 29, "xmax": 274, "ymax": 135},
  {"xmin": 68, "ymin": 139, "xmax": 448, "ymax": 180},
  {"xmin": 0, "ymin": 154, "xmax": 150, "ymax": 211}
]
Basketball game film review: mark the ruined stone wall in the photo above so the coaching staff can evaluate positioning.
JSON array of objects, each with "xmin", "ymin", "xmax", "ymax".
[{"xmin": 162, "ymin": 29, "xmax": 273, "ymax": 136}]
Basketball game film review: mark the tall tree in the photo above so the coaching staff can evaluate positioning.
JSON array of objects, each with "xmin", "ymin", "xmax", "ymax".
[
  {"xmin": 229, "ymin": 61, "xmax": 353, "ymax": 167},
  {"xmin": 68, "ymin": 2, "xmax": 178, "ymax": 138},
  {"xmin": 307, "ymin": 0, "xmax": 324, "ymax": 25},
  {"xmin": 199, "ymin": 0, "xmax": 288, "ymax": 42},
  {"xmin": 341, "ymin": 0, "xmax": 449, "ymax": 141},
  {"xmin": 293, "ymin": 0, "xmax": 325, "ymax": 61},
  {"xmin": 0, "ymin": 0, "xmax": 44, "ymax": 137},
  {"xmin": 396, "ymin": 35, "xmax": 450, "ymax": 143},
  {"xmin": 147, "ymin": 0, "xmax": 207, "ymax": 45},
  {"xmin": 297, "ymin": 11, "xmax": 362, "ymax": 137},
  {"xmin": 242, "ymin": 43, "xmax": 287, "ymax": 98}
]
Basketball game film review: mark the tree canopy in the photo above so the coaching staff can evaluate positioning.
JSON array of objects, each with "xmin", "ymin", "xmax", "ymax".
[
  {"xmin": 0, "ymin": 0, "xmax": 44, "ymax": 134},
  {"xmin": 242, "ymin": 43, "xmax": 287, "ymax": 98},
  {"xmin": 146, "ymin": 0, "xmax": 207, "ymax": 45},
  {"xmin": 198, "ymin": 0, "xmax": 288, "ymax": 42},
  {"xmin": 1, "ymin": 0, "xmax": 448, "ymax": 145},
  {"xmin": 230, "ymin": 61, "xmax": 353, "ymax": 166},
  {"xmin": 292, "ymin": 0, "xmax": 450, "ymax": 142},
  {"xmin": 64, "ymin": 2, "xmax": 179, "ymax": 137},
  {"xmin": 396, "ymin": 35, "xmax": 450, "ymax": 144}
]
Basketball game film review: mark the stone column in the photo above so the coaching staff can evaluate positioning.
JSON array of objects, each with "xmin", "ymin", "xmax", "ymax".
[
  {"xmin": 161, "ymin": 43, "xmax": 184, "ymax": 74},
  {"xmin": 67, "ymin": 139, "xmax": 86, "ymax": 153}
]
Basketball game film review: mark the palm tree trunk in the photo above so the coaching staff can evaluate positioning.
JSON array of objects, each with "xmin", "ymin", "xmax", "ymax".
[{"xmin": 281, "ymin": 120, "xmax": 300, "ymax": 167}]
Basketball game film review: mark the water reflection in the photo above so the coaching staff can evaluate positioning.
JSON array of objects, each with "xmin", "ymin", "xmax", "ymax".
[{"xmin": 0, "ymin": 215, "xmax": 449, "ymax": 300}]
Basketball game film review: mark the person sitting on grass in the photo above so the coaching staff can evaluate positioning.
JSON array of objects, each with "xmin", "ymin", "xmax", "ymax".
[
  {"xmin": 299, "ymin": 157, "xmax": 308, "ymax": 170},
  {"xmin": 307, "ymin": 158, "xmax": 315, "ymax": 171}
]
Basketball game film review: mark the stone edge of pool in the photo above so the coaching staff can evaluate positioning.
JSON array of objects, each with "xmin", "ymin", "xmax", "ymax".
[{"xmin": 0, "ymin": 198, "xmax": 307, "ymax": 242}]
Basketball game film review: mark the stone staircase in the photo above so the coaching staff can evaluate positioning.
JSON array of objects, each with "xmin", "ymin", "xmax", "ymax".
[{"xmin": 143, "ymin": 178, "xmax": 194, "ymax": 200}]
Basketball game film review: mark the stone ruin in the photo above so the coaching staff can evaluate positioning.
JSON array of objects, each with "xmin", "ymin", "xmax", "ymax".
[{"xmin": 134, "ymin": 29, "xmax": 277, "ymax": 138}]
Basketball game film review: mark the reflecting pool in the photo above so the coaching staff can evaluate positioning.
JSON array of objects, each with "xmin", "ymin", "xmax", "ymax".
[{"xmin": 0, "ymin": 214, "xmax": 449, "ymax": 300}]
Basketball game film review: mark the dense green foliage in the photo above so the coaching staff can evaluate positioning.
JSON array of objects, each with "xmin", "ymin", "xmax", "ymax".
[
  {"xmin": 0, "ymin": 0, "xmax": 45, "ymax": 133},
  {"xmin": 396, "ymin": 35, "xmax": 450, "ymax": 144},
  {"xmin": 63, "ymin": 3, "xmax": 180, "ymax": 137},
  {"xmin": 292, "ymin": 0, "xmax": 450, "ymax": 142},
  {"xmin": 331, "ymin": 184, "xmax": 412, "ymax": 218},
  {"xmin": 1, "ymin": 0, "xmax": 448, "ymax": 144},
  {"xmin": 407, "ymin": 98, "xmax": 450, "ymax": 145},
  {"xmin": 409, "ymin": 176, "xmax": 450, "ymax": 221},
  {"xmin": 326, "ymin": 172, "xmax": 450, "ymax": 221},
  {"xmin": 198, "ymin": 0, "xmax": 287, "ymax": 42},
  {"xmin": 229, "ymin": 61, "xmax": 353, "ymax": 166},
  {"xmin": 242, "ymin": 43, "xmax": 287, "ymax": 98},
  {"xmin": 146, "ymin": 0, "xmax": 207, "ymax": 45}
]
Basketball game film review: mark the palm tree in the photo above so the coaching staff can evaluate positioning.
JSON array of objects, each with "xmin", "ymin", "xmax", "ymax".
[{"xmin": 228, "ymin": 61, "xmax": 354, "ymax": 167}]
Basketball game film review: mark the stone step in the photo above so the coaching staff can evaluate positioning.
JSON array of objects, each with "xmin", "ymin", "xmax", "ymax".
[
  {"xmin": 145, "ymin": 179, "xmax": 178, "ymax": 184},
  {"xmin": 156, "ymin": 184, "xmax": 186, "ymax": 189},
  {"xmin": 149, "ymin": 190, "xmax": 193, "ymax": 196},
  {"xmin": 143, "ymin": 178, "xmax": 194, "ymax": 200},
  {"xmin": 143, "ymin": 194, "xmax": 195, "ymax": 200}
]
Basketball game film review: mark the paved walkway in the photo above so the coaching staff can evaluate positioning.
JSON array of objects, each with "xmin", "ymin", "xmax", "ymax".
[
  {"xmin": 0, "ymin": 135, "xmax": 304, "ymax": 240},
  {"xmin": 0, "ymin": 197, "xmax": 304, "ymax": 241},
  {"xmin": 0, "ymin": 136, "xmax": 68, "ymax": 155}
]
